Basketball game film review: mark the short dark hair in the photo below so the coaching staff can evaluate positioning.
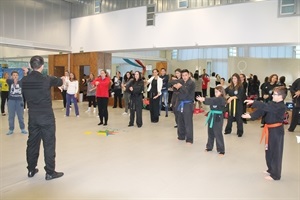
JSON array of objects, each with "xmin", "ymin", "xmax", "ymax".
[
  {"xmin": 11, "ymin": 71, "xmax": 19, "ymax": 76},
  {"xmin": 181, "ymin": 69, "xmax": 189, "ymax": 74},
  {"xmin": 30, "ymin": 56, "xmax": 44, "ymax": 70},
  {"xmin": 274, "ymin": 86, "xmax": 287, "ymax": 100},
  {"xmin": 174, "ymin": 68, "xmax": 181, "ymax": 73}
]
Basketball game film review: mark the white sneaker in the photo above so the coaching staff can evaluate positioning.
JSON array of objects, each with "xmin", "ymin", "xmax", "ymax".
[
  {"xmin": 85, "ymin": 108, "xmax": 91, "ymax": 112},
  {"xmin": 76, "ymin": 115, "xmax": 80, "ymax": 117},
  {"xmin": 93, "ymin": 108, "xmax": 96, "ymax": 113},
  {"xmin": 122, "ymin": 112, "xmax": 128, "ymax": 115}
]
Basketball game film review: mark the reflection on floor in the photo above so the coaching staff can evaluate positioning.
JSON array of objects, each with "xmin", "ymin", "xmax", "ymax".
[{"xmin": 0, "ymin": 101, "xmax": 299, "ymax": 200}]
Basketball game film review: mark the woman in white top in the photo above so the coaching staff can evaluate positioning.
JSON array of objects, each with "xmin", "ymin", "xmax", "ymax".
[
  {"xmin": 147, "ymin": 69, "xmax": 163, "ymax": 123},
  {"xmin": 65, "ymin": 72, "xmax": 79, "ymax": 117}
]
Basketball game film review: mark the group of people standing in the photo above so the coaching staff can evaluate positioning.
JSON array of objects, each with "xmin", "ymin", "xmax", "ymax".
[{"xmin": 1, "ymin": 58, "xmax": 296, "ymax": 182}]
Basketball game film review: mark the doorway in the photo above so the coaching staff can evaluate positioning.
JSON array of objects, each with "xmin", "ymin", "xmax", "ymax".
[
  {"xmin": 79, "ymin": 65, "xmax": 90, "ymax": 101},
  {"xmin": 53, "ymin": 66, "xmax": 65, "ymax": 100}
]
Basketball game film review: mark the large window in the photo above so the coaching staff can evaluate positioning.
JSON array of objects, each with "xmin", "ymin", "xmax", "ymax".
[{"xmin": 279, "ymin": 0, "xmax": 297, "ymax": 16}]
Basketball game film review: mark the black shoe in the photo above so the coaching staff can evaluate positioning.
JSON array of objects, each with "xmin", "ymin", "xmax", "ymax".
[
  {"xmin": 260, "ymin": 125, "xmax": 265, "ymax": 128},
  {"xmin": 103, "ymin": 123, "xmax": 107, "ymax": 126},
  {"xmin": 224, "ymin": 132, "xmax": 231, "ymax": 134},
  {"xmin": 137, "ymin": 125, "xmax": 142, "ymax": 128},
  {"xmin": 174, "ymin": 125, "xmax": 178, "ymax": 128},
  {"xmin": 45, "ymin": 171, "xmax": 64, "ymax": 180},
  {"xmin": 238, "ymin": 134, "xmax": 243, "ymax": 137},
  {"xmin": 98, "ymin": 122, "xmax": 103, "ymax": 125},
  {"xmin": 165, "ymin": 114, "xmax": 168, "ymax": 117},
  {"xmin": 113, "ymin": 106, "xmax": 116, "ymax": 108},
  {"xmin": 128, "ymin": 124, "xmax": 133, "ymax": 127},
  {"xmin": 205, "ymin": 149, "xmax": 212, "ymax": 152},
  {"xmin": 219, "ymin": 152, "xmax": 225, "ymax": 155},
  {"xmin": 28, "ymin": 168, "xmax": 39, "ymax": 178},
  {"xmin": 177, "ymin": 137, "xmax": 185, "ymax": 141},
  {"xmin": 119, "ymin": 106, "xmax": 123, "ymax": 108},
  {"xmin": 288, "ymin": 129, "xmax": 294, "ymax": 132}
]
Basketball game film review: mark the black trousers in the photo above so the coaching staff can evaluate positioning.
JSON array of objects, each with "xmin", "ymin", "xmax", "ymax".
[
  {"xmin": 97, "ymin": 97, "xmax": 108, "ymax": 124},
  {"xmin": 177, "ymin": 103, "xmax": 194, "ymax": 143},
  {"xmin": 61, "ymin": 90, "xmax": 67, "ymax": 108},
  {"xmin": 87, "ymin": 95, "xmax": 96, "ymax": 107},
  {"xmin": 209, "ymin": 87, "xmax": 215, "ymax": 97},
  {"xmin": 113, "ymin": 89, "xmax": 122, "ymax": 108},
  {"xmin": 1, "ymin": 91, "xmax": 8, "ymax": 114},
  {"xmin": 202, "ymin": 89, "xmax": 207, "ymax": 97},
  {"xmin": 207, "ymin": 116, "xmax": 225, "ymax": 152},
  {"xmin": 266, "ymin": 127, "xmax": 284, "ymax": 180},
  {"xmin": 225, "ymin": 114, "xmax": 244, "ymax": 136},
  {"xmin": 26, "ymin": 112, "xmax": 56, "ymax": 174},
  {"xmin": 129, "ymin": 98, "xmax": 143, "ymax": 127},
  {"xmin": 149, "ymin": 92, "xmax": 160, "ymax": 122},
  {"xmin": 288, "ymin": 107, "xmax": 300, "ymax": 131}
]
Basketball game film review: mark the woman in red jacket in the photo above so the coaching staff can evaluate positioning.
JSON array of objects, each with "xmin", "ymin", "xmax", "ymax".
[{"xmin": 92, "ymin": 70, "xmax": 112, "ymax": 126}]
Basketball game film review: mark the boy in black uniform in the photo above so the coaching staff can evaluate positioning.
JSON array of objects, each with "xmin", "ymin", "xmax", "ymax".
[
  {"xmin": 22, "ymin": 56, "xmax": 64, "ymax": 180},
  {"xmin": 288, "ymin": 78, "xmax": 300, "ymax": 132},
  {"xmin": 242, "ymin": 86, "xmax": 286, "ymax": 180},
  {"xmin": 171, "ymin": 69, "xmax": 195, "ymax": 144}
]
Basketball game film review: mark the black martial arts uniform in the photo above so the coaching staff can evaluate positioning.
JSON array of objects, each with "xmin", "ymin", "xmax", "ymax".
[
  {"xmin": 203, "ymin": 97, "xmax": 226, "ymax": 153},
  {"xmin": 127, "ymin": 79, "xmax": 144, "ymax": 127},
  {"xmin": 288, "ymin": 78, "xmax": 300, "ymax": 132},
  {"xmin": 22, "ymin": 71, "xmax": 63, "ymax": 175},
  {"xmin": 175, "ymin": 78, "xmax": 195, "ymax": 143},
  {"xmin": 169, "ymin": 81, "xmax": 180, "ymax": 127},
  {"xmin": 224, "ymin": 86, "xmax": 245, "ymax": 137},
  {"xmin": 249, "ymin": 101, "xmax": 286, "ymax": 180},
  {"xmin": 149, "ymin": 79, "xmax": 160, "ymax": 123},
  {"xmin": 261, "ymin": 82, "xmax": 278, "ymax": 126}
]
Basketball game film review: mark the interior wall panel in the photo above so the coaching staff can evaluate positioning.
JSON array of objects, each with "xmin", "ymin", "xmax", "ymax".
[{"xmin": 1, "ymin": 0, "xmax": 71, "ymax": 49}]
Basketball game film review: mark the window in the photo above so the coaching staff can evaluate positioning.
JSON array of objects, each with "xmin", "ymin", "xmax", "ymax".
[
  {"xmin": 280, "ymin": 0, "xmax": 295, "ymax": 15},
  {"xmin": 295, "ymin": 46, "xmax": 300, "ymax": 59},
  {"xmin": 178, "ymin": 0, "xmax": 188, "ymax": 9},
  {"xmin": 171, "ymin": 49, "xmax": 178, "ymax": 60},
  {"xmin": 229, "ymin": 47, "xmax": 237, "ymax": 57},
  {"xmin": 95, "ymin": 0, "xmax": 101, "ymax": 14},
  {"xmin": 146, "ymin": 4, "xmax": 155, "ymax": 26}
]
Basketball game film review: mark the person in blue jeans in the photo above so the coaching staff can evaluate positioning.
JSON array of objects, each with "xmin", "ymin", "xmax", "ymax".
[
  {"xmin": 159, "ymin": 68, "xmax": 169, "ymax": 117},
  {"xmin": 6, "ymin": 71, "xmax": 27, "ymax": 135}
]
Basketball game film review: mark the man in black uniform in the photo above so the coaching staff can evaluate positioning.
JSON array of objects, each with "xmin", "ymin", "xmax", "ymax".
[
  {"xmin": 288, "ymin": 78, "xmax": 300, "ymax": 132},
  {"xmin": 172, "ymin": 69, "xmax": 195, "ymax": 144},
  {"xmin": 22, "ymin": 56, "xmax": 64, "ymax": 180}
]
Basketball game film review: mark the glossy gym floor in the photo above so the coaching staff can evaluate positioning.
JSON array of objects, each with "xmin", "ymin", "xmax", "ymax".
[{"xmin": 0, "ymin": 101, "xmax": 299, "ymax": 200}]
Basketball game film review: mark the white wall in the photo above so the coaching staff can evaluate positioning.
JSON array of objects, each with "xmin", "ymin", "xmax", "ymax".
[
  {"xmin": 228, "ymin": 57, "xmax": 300, "ymax": 85},
  {"xmin": 71, "ymin": 1, "xmax": 299, "ymax": 52}
]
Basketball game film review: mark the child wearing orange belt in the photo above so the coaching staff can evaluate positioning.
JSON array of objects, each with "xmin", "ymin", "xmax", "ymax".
[{"xmin": 242, "ymin": 86, "xmax": 286, "ymax": 181}]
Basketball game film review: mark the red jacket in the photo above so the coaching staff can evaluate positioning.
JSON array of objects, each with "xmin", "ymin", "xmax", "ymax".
[
  {"xmin": 202, "ymin": 76, "xmax": 210, "ymax": 89},
  {"xmin": 92, "ymin": 77, "xmax": 111, "ymax": 98}
]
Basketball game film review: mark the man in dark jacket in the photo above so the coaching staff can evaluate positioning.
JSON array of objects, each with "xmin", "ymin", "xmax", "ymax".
[{"xmin": 22, "ymin": 55, "xmax": 64, "ymax": 180}]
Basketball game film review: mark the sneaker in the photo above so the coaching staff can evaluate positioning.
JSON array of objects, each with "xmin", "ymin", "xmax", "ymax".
[
  {"xmin": 6, "ymin": 130, "xmax": 13, "ymax": 135},
  {"xmin": 93, "ymin": 108, "xmax": 96, "ymax": 113},
  {"xmin": 85, "ymin": 109, "xmax": 91, "ymax": 112},
  {"xmin": 122, "ymin": 112, "xmax": 128, "ymax": 115},
  {"xmin": 28, "ymin": 168, "xmax": 39, "ymax": 178},
  {"xmin": 45, "ymin": 171, "xmax": 64, "ymax": 181},
  {"xmin": 21, "ymin": 129, "xmax": 28, "ymax": 134},
  {"xmin": 76, "ymin": 115, "xmax": 80, "ymax": 117},
  {"xmin": 2, "ymin": 113, "xmax": 6, "ymax": 116}
]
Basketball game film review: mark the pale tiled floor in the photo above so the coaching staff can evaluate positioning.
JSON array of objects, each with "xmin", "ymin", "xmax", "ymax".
[{"xmin": 0, "ymin": 100, "xmax": 299, "ymax": 200}]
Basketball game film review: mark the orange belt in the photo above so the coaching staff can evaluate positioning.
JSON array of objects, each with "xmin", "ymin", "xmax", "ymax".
[{"xmin": 261, "ymin": 123, "xmax": 282, "ymax": 150}]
